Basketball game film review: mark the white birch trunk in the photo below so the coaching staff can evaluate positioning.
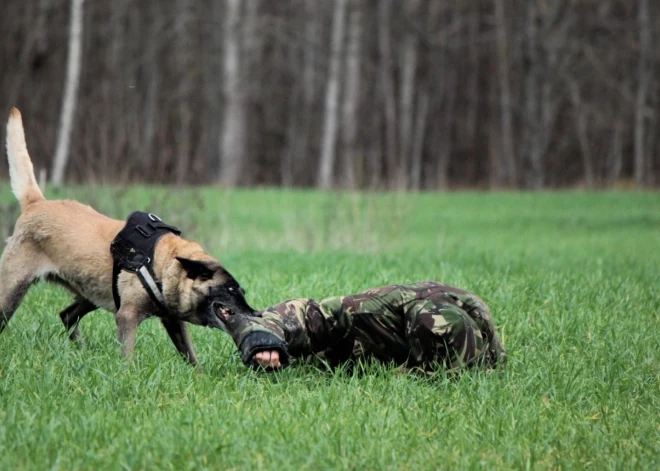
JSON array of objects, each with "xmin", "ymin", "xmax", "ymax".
[
  {"xmin": 219, "ymin": 0, "xmax": 246, "ymax": 186},
  {"xmin": 52, "ymin": 0, "xmax": 85, "ymax": 184},
  {"xmin": 318, "ymin": 0, "xmax": 348, "ymax": 189}
]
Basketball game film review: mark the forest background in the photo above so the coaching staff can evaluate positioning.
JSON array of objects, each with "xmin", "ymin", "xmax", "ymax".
[{"xmin": 1, "ymin": 0, "xmax": 659, "ymax": 190}]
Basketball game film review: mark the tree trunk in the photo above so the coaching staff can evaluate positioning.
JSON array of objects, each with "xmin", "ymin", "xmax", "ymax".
[
  {"xmin": 286, "ymin": 0, "xmax": 319, "ymax": 184},
  {"xmin": 52, "ymin": 0, "xmax": 85, "ymax": 184},
  {"xmin": 410, "ymin": 87, "xmax": 429, "ymax": 191},
  {"xmin": 7, "ymin": 0, "xmax": 49, "ymax": 114},
  {"xmin": 283, "ymin": 86, "xmax": 300, "ymax": 187},
  {"xmin": 634, "ymin": 0, "xmax": 651, "ymax": 187},
  {"xmin": 317, "ymin": 0, "xmax": 348, "ymax": 190},
  {"xmin": 174, "ymin": 0, "xmax": 194, "ymax": 183},
  {"xmin": 219, "ymin": 0, "xmax": 246, "ymax": 186},
  {"xmin": 608, "ymin": 121, "xmax": 624, "ymax": 187},
  {"xmin": 568, "ymin": 81, "xmax": 595, "ymax": 188},
  {"xmin": 340, "ymin": 0, "xmax": 362, "ymax": 190},
  {"xmin": 463, "ymin": 2, "xmax": 480, "ymax": 146},
  {"xmin": 493, "ymin": 0, "xmax": 517, "ymax": 186},
  {"xmin": 437, "ymin": 69, "xmax": 457, "ymax": 190},
  {"xmin": 521, "ymin": 0, "xmax": 565, "ymax": 190},
  {"xmin": 522, "ymin": 2, "xmax": 542, "ymax": 189},
  {"xmin": 240, "ymin": 0, "xmax": 261, "ymax": 186},
  {"xmin": 141, "ymin": 0, "xmax": 161, "ymax": 175},
  {"xmin": 378, "ymin": 0, "xmax": 399, "ymax": 189},
  {"xmin": 398, "ymin": 0, "xmax": 420, "ymax": 180},
  {"xmin": 303, "ymin": 0, "xmax": 318, "ymax": 108}
]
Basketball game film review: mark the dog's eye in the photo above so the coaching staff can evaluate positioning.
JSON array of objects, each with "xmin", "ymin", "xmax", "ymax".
[{"xmin": 228, "ymin": 287, "xmax": 235, "ymax": 293}]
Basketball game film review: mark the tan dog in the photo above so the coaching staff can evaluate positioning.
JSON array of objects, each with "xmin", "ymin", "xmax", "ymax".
[{"xmin": 0, "ymin": 108, "xmax": 255, "ymax": 365}]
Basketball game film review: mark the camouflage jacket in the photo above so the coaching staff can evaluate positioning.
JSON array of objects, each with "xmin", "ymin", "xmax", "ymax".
[{"xmin": 223, "ymin": 281, "xmax": 506, "ymax": 370}]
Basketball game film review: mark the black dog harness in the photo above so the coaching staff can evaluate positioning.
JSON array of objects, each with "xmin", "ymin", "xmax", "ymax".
[{"xmin": 110, "ymin": 211, "xmax": 181, "ymax": 313}]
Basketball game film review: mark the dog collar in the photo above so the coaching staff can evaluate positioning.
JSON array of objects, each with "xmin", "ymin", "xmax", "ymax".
[{"xmin": 110, "ymin": 211, "xmax": 182, "ymax": 314}]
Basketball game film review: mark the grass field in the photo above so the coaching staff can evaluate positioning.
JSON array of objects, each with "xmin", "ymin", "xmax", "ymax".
[{"xmin": 0, "ymin": 186, "xmax": 658, "ymax": 470}]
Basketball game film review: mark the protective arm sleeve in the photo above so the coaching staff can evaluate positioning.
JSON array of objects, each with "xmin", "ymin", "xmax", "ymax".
[{"xmin": 222, "ymin": 313, "xmax": 291, "ymax": 369}]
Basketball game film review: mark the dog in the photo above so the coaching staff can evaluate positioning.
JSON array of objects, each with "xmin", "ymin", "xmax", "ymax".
[{"xmin": 0, "ymin": 108, "xmax": 255, "ymax": 366}]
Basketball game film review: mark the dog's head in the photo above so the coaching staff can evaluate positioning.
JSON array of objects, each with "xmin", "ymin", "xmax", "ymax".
[{"xmin": 162, "ymin": 256, "xmax": 255, "ymax": 330}]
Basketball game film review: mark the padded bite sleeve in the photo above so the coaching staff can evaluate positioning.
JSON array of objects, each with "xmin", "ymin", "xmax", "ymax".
[{"xmin": 238, "ymin": 331, "xmax": 290, "ymax": 369}]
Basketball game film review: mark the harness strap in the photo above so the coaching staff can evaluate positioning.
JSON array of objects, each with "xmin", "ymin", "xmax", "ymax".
[
  {"xmin": 111, "ymin": 260, "xmax": 121, "ymax": 310},
  {"xmin": 137, "ymin": 265, "xmax": 167, "ymax": 309}
]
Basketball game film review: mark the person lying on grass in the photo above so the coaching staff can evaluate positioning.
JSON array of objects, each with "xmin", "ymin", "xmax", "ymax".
[{"xmin": 217, "ymin": 281, "xmax": 507, "ymax": 373}]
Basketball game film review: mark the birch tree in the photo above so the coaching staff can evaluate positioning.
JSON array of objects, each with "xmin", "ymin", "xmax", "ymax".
[
  {"xmin": 219, "ymin": 0, "xmax": 246, "ymax": 186},
  {"xmin": 317, "ymin": 0, "xmax": 348, "ymax": 189},
  {"xmin": 51, "ymin": 0, "xmax": 85, "ymax": 184}
]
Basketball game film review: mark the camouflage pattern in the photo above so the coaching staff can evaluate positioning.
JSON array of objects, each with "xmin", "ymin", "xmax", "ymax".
[{"xmin": 227, "ymin": 281, "xmax": 507, "ymax": 372}]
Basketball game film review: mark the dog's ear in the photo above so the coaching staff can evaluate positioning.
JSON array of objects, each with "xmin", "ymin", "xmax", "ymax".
[{"xmin": 176, "ymin": 257, "xmax": 215, "ymax": 280}]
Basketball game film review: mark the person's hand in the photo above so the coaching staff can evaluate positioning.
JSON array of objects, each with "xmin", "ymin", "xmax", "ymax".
[{"xmin": 253, "ymin": 350, "xmax": 282, "ymax": 368}]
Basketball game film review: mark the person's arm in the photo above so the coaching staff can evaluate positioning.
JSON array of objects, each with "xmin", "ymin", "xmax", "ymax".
[{"xmin": 221, "ymin": 297, "xmax": 354, "ymax": 369}]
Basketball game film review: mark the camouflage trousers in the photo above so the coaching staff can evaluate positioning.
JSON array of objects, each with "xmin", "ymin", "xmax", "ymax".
[{"xmin": 400, "ymin": 297, "xmax": 507, "ymax": 371}]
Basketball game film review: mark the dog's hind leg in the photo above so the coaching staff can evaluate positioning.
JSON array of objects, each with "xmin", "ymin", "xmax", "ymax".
[
  {"xmin": 59, "ymin": 299, "xmax": 97, "ymax": 341},
  {"xmin": 0, "ymin": 279, "xmax": 32, "ymax": 333},
  {"xmin": 161, "ymin": 318, "xmax": 199, "ymax": 366},
  {"xmin": 0, "ymin": 240, "xmax": 41, "ymax": 333}
]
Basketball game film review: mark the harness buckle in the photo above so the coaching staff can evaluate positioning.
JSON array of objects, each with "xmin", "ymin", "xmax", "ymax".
[{"xmin": 148, "ymin": 213, "xmax": 162, "ymax": 222}]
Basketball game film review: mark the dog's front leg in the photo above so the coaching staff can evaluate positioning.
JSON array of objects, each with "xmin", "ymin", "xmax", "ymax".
[
  {"xmin": 161, "ymin": 318, "xmax": 199, "ymax": 366},
  {"xmin": 115, "ymin": 305, "xmax": 146, "ymax": 358}
]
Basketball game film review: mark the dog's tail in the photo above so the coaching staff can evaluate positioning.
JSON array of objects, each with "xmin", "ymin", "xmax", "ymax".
[{"xmin": 6, "ymin": 108, "xmax": 45, "ymax": 210}]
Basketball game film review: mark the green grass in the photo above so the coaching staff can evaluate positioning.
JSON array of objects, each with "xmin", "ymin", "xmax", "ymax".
[{"xmin": 0, "ymin": 186, "xmax": 658, "ymax": 470}]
